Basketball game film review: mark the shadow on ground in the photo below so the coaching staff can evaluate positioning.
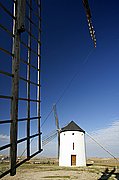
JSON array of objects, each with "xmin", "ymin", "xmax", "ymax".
[{"xmin": 98, "ymin": 167, "xmax": 119, "ymax": 180}]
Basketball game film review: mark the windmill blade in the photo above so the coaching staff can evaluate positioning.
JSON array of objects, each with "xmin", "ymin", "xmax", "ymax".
[
  {"xmin": 53, "ymin": 104, "xmax": 60, "ymax": 159},
  {"xmin": 82, "ymin": 0, "xmax": 91, "ymax": 19},
  {"xmin": 53, "ymin": 104, "xmax": 59, "ymax": 130},
  {"xmin": 82, "ymin": 0, "xmax": 96, "ymax": 47}
]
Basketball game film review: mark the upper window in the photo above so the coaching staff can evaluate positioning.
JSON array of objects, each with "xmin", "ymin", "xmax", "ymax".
[
  {"xmin": 73, "ymin": 142, "xmax": 74, "ymax": 150},
  {"xmin": 72, "ymin": 133, "xmax": 74, "ymax": 135}
]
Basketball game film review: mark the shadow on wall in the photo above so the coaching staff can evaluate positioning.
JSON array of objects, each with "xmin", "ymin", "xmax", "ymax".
[{"xmin": 98, "ymin": 167, "xmax": 119, "ymax": 180}]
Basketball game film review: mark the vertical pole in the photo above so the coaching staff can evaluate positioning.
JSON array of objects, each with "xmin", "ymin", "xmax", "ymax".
[
  {"xmin": 10, "ymin": 1, "xmax": 20, "ymax": 176},
  {"xmin": 27, "ymin": 0, "xmax": 32, "ymax": 159},
  {"xmin": 58, "ymin": 131, "xmax": 60, "ymax": 160},
  {"xmin": 10, "ymin": 0, "xmax": 25, "ymax": 176},
  {"xmin": 37, "ymin": 0, "xmax": 41, "ymax": 151}
]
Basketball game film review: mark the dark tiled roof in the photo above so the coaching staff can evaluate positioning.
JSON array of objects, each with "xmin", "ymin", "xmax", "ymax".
[{"xmin": 60, "ymin": 121, "xmax": 85, "ymax": 133}]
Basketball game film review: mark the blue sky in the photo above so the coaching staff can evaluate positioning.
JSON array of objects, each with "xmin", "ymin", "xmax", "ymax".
[{"xmin": 0, "ymin": 0, "xmax": 119, "ymax": 158}]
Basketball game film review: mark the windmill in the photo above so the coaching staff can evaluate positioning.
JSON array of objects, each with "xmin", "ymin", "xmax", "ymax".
[{"xmin": 53, "ymin": 104, "xmax": 60, "ymax": 159}]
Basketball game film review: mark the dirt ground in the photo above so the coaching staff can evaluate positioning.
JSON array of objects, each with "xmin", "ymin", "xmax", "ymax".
[{"xmin": 1, "ymin": 158, "xmax": 119, "ymax": 180}]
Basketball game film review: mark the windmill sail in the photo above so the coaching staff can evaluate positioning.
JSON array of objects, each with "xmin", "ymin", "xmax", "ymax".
[
  {"xmin": 53, "ymin": 104, "xmax": 59, "ymax": 129},
  {"xmin": 82, "ymin": 0, "xmax": 96, "ymax": 47},
  {"xmin": 53, "ymin": 104, "xmax": 60, "ymax": 159}
]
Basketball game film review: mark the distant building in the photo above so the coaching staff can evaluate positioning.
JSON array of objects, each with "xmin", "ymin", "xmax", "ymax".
[{"xmin": 59, "ymin": 121, "xmax": 86, "ymax": 167}]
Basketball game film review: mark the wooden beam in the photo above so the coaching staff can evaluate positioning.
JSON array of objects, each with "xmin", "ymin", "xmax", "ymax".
[{"xmin": 10, "ymin": 0, "xmax": 26, "ymax": 176}]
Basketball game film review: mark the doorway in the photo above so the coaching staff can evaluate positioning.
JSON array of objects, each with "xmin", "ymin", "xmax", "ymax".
[{"xmin": 71, "ymin": 155, "xmax": 76, "ymax": 166}]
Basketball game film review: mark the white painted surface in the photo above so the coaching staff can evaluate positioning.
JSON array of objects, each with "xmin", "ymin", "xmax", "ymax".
[{"xmin": 59, "ymin": 131, "xmax": 86, "ymax": 167}]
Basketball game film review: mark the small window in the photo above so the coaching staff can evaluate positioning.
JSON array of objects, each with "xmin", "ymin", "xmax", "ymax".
[
  {"xmin": 64, "ymin": 133, "xmax": 65, "ymax": 135},
  {"xmin": 72, "ymin": 133, "xmax": 74, "ymax": 135},
  {"xmin": 73, "ymin": 142, "xmax": 74, "ymax": 150}
]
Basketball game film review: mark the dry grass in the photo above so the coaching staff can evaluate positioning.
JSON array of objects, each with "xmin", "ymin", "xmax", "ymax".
[
  {"xmin": 43, "ymin": 175, "xmax": 70, "ymax": 179},
  {"xmin": 1, "ymin": 158, "xmax": 119, "ymax": 180}
]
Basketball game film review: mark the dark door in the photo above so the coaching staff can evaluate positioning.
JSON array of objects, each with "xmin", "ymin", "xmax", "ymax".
[{"xmin": 71, "ymin": 155, "xmax": 76, "ymax": 166}]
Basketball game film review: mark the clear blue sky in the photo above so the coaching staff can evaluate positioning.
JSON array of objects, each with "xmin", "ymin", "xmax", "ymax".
[{"xmin": 0, "ymin": 0, "xmax": 119, "ymax": 157}]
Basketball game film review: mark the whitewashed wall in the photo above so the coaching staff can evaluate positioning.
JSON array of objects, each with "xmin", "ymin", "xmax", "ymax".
[{"xmin": 59, "ymin": 131, "xmax": 86, "ymax": 166}]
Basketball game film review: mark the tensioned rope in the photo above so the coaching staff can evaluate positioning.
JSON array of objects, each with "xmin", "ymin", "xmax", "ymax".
[
  {"xmin": 42, "ymin": 131, "xmax": 57, "ymax": 146},
  {"xmin": 41, "ymin": 48, "xmax": 95, "ymax": 128},
  {"xmin": 86, "ymin": 132, "xmax": 119, "ymax": 162},
  {"xmin": 42, "ymin": 130, "xmax": 57, "ymax": 141}
]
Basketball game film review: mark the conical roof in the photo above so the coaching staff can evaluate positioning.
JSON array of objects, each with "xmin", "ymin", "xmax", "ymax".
[{"xmin": 60, "ymin": 121, "xmax": 85, "ymax": 133}]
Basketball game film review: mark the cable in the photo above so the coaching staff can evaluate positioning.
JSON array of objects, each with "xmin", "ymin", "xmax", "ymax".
[
  {"xmin": 40, "ymin": 108, "xmax": 53, "ymax": 128},
  {"xmin": 41, "ymin": 48, "xmax": 95, "ymax": 128},
  {"xmin": 19, "ymin": 137, "xmax": 34, "ymax": 159},
  {"xmin": 42, "ymin": 132, "xmax": 57, "ymax": 146},
  {"xmin": 86, "ymin": 132, "xmax": 119, "ymax": 162},
  {"xmin": 42, "ymin": 130, "xmax": 57, "ymax": 141}
]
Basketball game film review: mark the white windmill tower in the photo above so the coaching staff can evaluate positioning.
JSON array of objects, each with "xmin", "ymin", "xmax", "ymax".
[
  {"xmin": 53, "ymin": 105, "xmax": 86, "ymax": 167},
  {"xmin": 59, "ymin": 121, "xmax": 86, "ymax": 167}
]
